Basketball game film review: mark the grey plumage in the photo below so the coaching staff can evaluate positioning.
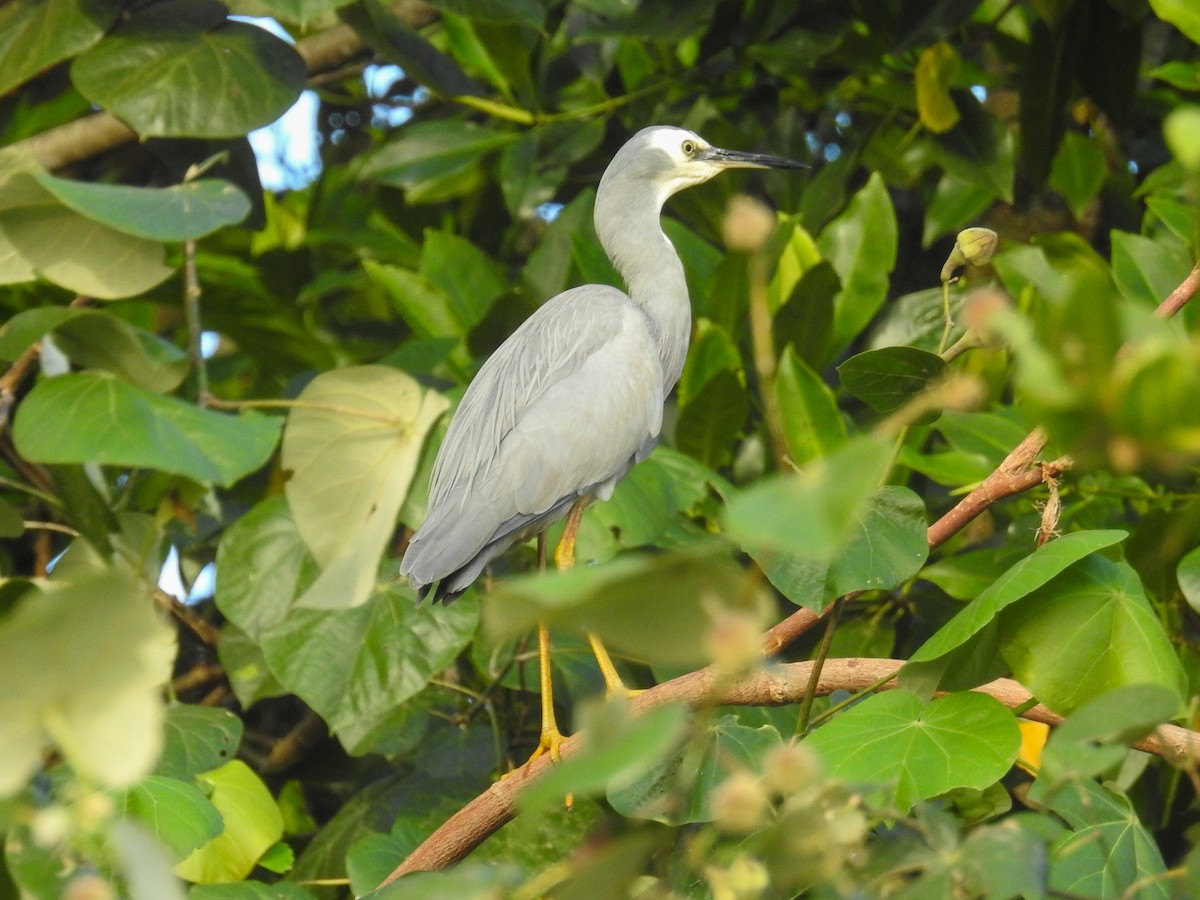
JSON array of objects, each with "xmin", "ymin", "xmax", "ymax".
[{"xmin": 399, "ymin": 126, "xmax": 802, "ymax": 601}]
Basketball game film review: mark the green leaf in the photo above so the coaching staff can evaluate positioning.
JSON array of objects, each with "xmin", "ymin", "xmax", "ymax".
[
  {"xmin": 0, "ymin": 565, "xmax": 175, "ymax": 795},
  {"xmin": 1048, "ymin": 131, "xmax": 1107, "ymax": 218},
  {"xmin": 282, "ymin": 366, "xmax": 447, "ymax": 610},
  {"xmin": 725, "ymin": 436, "xmax": 894, "ymax": 561},
  {"xmin": 1110, "ymin": 229, "xmax": 1194, "ymax": 309},
  {"xmin": 902, "ymin": 530, "xmax": 1129, "ymax": 697},
  {"xmin": 775, "ymin": 346, "xmax": 846, "ymax": 466},
  {"xmin": 675, "ymin": 369, "xmax": 750, "ymax": 469},
  {"xmin": 1000, "ymin": 555, "xmax": 1187, "ymax": 715},
  {"xmin": 818, "ymin": 173, "xmax": 898, "ymax": 354},
  {"xmin": 519, "ymin": 702, "xmax": 690, "ymax": 812},
  {"xmin": 214, "ymin": 497, "xmax": 314, "ymax": 637},
  {"xmin": 1037, "ymin": 684, "xmax": 1182, "ymax": 788},
  {"xmin": 156, "ymin": 706, "xmax": 243, "ymax": 781},
  {"xmin": 0, "ymin": 307, "xmax": 188, "ymax": 392},
  {"xmin": 922, "ymin": 171, "xmax": 995, "ymax": 247},
  {"xmin": 174, "ymin": 760, "xmax": 284, "ymax": 884},
  {"xmin": 71, "ymin": 1, "xmax": 306, "ymax": 138},
  {"xmin": 805, "ymin": 690, "xmax": 1020, "ymax": 811},
  {"xmin": 608, "ymin": 717, "xmax": 782, "ymax": 824},
  {"xmin": 33, "ymin": 174, "xmax": 250, "ymax": 241},
  {"xmin": 757, "ymin": 486, "xmax": 929, "ymax": 613},
  {"xmin": 359, "ymin": 121, "xmax": 516, "ymax": 193},
  {"xmin": 0, "ymin": 496, "xmax": 22, "ymax": 538},
  {"xmin": 119, "ymin": 775, "xmax": 224, "ymax": 862},
  {"xmin": 677, "ymin": 319, "xmax": 741, "ymax": 409},
  {"xmin": 1179, "ymin": 545, "xmax": 1200, "ymax": 614},
  {"xmin": 216, "ymin": 498, "xmax": 479, "ymax": 755},
  {"xmin": 1150, "ymin": 0, "xmax": 1200, "ymax": 45},
  {"xmin": 837, "ymin": 346, "xmax": 947, "ymax": 415},
  {"xmin": 420, "ymin": 231, "xmax": 506, "ymax": 333},
  {"xmin": 1036, "ymin": 778, "xmax": 1170, "ymax": 899},
  {"xmin": 260, "ymin": 585, "xmax": 480, "ymax": 754},
  {"xmin": 0, "ymin": 202, "xmax": 173, "ymax": 298},
  {"xmin": 13, "ymin": 372, "xmax": 281, "ymax": 487},
  {"xmin": 0, "ymin": 0, "xmax": 122, "ymax": 97},
  {"xmin": 484, "ymin": 547, "xmax": 748, "ymax": 668},
  {"xmin": 189, "ymin": 882, "xmax": 316, "ymax": 900}
]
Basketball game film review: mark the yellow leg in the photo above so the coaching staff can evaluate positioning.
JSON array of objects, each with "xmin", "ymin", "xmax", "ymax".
[
  {"xmin": 587, "ymin": 631, "xmax": 639, "ymax": 698},
  {"xmin": 554, "ymin": 498, "xmax": 640, "ymax": 698},
  {"xmin": 524, "ymin": 622, "xmax": 566, "ymax": 763}
]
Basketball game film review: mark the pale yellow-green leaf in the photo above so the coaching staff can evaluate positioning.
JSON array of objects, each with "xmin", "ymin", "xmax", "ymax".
[
  {"xmin": 173, "ymin": 760, "xmax": 284, "ymax": 884},
  {"xmin": 915, "ymin": 42, "xmax": 962, "ymax": 133},
  {"xmin": 0, "ymin": 203, "xmax": 173, "ymax": 299},
  {"xmin": 282, "ymin": 365, "xmax": 449, "ymax": 609},
  {"xmin": 1164, "ymin": 105, "xmax": 1200, "ymax": 172},
  {"xmin": 0, "ymin": 567, "xmax": 176, "ymax": 796},
  {"xmin": 767, "ymin": 219, "xmax": 821, "ymax": 311}
]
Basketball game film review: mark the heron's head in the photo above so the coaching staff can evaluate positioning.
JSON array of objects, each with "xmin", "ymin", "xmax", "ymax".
[{"xmin": 600, "ymin": 126, "xmax": 804, "ymax": 205}]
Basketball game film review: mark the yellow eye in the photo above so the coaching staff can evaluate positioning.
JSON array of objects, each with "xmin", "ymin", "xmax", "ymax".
[{"xmin": 681, "ymin": 139, "xmax": 697, "ymax": 156}]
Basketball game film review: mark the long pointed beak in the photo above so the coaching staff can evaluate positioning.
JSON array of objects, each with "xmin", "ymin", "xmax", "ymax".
[{"xmin": 699, "ymin": 146, "xmax": 807, "ymax": 170}]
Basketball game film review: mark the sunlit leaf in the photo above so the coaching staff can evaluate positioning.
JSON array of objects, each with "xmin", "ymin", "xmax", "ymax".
[
  {"xmin": 282, "ymin": 365, "xmax": 448, "ymax": 610},
  {"xmin": 1000, "ymin": 555, "xmax": 1187, "ymax": 714},
  {"xmin": 757, "ymin": 486, "xmax": 928, "ymax": 613},
  {"xmin": 0, "ymin": 203, "xmax": 173, "ymax": 298},
  {"xmin": 118, "ymin": 775, "xmax": 224, "ymax": 862},
  {"xmin": 915, "ymin": 42, "xmax": 962, "ymax": 133},
  {"xmin": 1150, "ymin": 0, "xmax": 1200, "ymax": 44},
  {"xmin": 485, "ymin": 546, "xmax": 750, "ymax": 668},
  {"xmin": 13, "ymin": 372, "xmax": 281, "ymax": 487},
  {"xmin": 805, "ymin": 690, "xmax": 1020, "ymax": 811},
  {"xmin": 174, "ymin": 761, "xmax": 284, "ymax": 883},
  {"xmin": 725, "ymin": 436, "xmax": 894, "ymax": 561},
  {"xmin": 775, "ymin": 346, "xmax": 846, "ymax": 466},
  {"xmin": 902, "ymin": 531, "xmax": 1129, "ymax": 697},
  {"xmin": 0, "ymin": 566, "xmax": 175, "ymax": 795},
  {"xmin": 818, "ymin": 173, "xmax": 898, "ymax": 354}
]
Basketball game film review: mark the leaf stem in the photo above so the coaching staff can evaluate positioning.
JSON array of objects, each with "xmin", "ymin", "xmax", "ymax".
[
  {"xmin": 204, "ymin": 396, "xmax": 407, "ymax": 425},
  {"xmin": 183, "ymin": 239, "xmax": 208, "ymax": 403},
  {"xmin": 797, "ymin": 596, "xmax": 846, "ymax": 734}
]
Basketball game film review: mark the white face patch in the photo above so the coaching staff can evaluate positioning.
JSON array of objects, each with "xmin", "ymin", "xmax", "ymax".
[{"xmin": 642, "ymin": 127, "xmax": 709, "ymax": 166}]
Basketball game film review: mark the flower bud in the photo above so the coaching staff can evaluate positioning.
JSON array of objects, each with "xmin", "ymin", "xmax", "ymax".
[
  {"xmin": 711, "ymin": 771, "xmax": 770, "ymax": 834},
  {"xmin": 722, "ymin": 195, "xmax": 777, "ymax": 253},
  {"xmin": 941, "ymin": 227, "xmax": 998, "ymax": 281},
  {"xmin": 705, "ymin": 607, "xmax": 763, "ymax": 678},
  {"xmin": 763, "ymin": 741, "xmax": 820, "ymax": 797}
]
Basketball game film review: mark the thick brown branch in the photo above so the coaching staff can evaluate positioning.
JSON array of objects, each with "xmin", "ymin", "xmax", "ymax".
[
  {"xmin": 382, "ymin": 657, "xmax": 1200, "ymax": 883},
  {"xmin": 14, "ymin": 1, "xmax": 438, "ymax": 171}
]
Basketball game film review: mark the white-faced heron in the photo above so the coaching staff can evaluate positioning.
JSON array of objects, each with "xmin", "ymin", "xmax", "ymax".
[{"xmin": 400, "ymin": 125, "xmax": 802, "ymax": 761}]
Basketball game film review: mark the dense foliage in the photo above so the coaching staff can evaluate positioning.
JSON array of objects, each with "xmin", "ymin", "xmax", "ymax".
[{"xmin": 3, "ymin": 0, "xmax": 1200, "ymax": 897}]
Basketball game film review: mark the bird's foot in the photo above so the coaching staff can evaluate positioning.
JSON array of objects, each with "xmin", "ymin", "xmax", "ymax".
[{"xmin": 525, "ymin": 722, "xmax": 567, "ymax": 765}]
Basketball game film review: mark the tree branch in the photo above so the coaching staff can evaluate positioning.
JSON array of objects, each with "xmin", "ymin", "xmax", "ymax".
[
  {"xmin": 13, "ymin": 1, "xmax": 438, "ymax": 171},
  {"xmin": 381, "ymin": 656, "xmax": 1200, "ymax": 883}
]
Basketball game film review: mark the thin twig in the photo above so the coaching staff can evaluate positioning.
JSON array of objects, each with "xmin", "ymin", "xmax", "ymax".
[
  {"xmin": 797, "ymin": 595, "xmax": 845, "ymax": 734},
  {"xmin": 183, "ymin": 240, "xmax": 208, "ymax": 402},
  {"xmin": 153, "ymin": 589, "xmax": 221, "ymax": 646}
]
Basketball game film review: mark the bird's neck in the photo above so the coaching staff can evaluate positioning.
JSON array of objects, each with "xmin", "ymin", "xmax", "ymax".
[{"xmin": 594, "ymin": 192, "xmax": 692, "ymax": 392}]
